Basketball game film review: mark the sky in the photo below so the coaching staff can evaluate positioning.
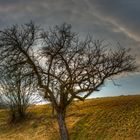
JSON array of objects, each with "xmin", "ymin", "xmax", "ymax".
[{"xmin": 0, "ymin": 0, "xmax": 140, "ymax": 97}]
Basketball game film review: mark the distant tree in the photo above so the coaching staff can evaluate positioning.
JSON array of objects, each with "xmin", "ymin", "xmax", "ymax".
[
  {"xmin": 0, "ymin": 22, "xmax": 41, "ymax": 121},
  {"xmin": 0, "ymin": 66, "xmax": 39, "ymax": 122},
  {"xmin": 0, "ymin": 22, "xmax": 137, "ymax": 140}
]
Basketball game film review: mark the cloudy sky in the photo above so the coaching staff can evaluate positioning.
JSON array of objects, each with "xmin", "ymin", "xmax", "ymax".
[{"xmin": 0, "ymin": 0, "xmax": 140, "ymax": 97}]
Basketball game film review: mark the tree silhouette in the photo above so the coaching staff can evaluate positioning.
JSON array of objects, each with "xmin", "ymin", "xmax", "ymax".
[
  {"xmin": 0, "ymin": 63, "xmax": 40, "ymax": 122},
  {"xmin": 0, "ymin": 22, "xmax": 137, "ymax": 140}
]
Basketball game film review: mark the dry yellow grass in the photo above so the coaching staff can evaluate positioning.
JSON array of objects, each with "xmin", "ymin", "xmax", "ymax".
[{"xmin": 0, "ymin": 95, "xmax": 140, "ymax": 140}]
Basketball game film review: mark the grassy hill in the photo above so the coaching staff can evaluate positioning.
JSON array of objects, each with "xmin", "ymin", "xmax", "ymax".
[{"xmin": 0, "ymin": 95, "xmax": 140, "ymax": 140}]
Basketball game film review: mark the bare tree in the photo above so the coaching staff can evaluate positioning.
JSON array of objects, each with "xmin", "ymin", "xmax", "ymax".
[
  {"xmin": 0, "ymin": 22, "xmax": 137, "ymax": 140},
  {"xmin": 0, "ymin": 22, "xmax": 41, "ymax": 122},
  {"xmin": 0, "ymin": 65, "xmax": 39, "ymax": 122},
  {"xmin": 39, "ymin": 24, "xmax": 137, "ymax": 140}
]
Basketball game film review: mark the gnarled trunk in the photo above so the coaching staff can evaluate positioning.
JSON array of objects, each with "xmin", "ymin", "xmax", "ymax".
[{"xmin": 57, "ymin": 112, "xmax": 69, "ymax": 140}]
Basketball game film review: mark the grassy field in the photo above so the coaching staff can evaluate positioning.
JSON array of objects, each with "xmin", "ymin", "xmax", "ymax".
[{"xmin": 0, "ymin": 95, "xmax": 140, "ymax": 140}]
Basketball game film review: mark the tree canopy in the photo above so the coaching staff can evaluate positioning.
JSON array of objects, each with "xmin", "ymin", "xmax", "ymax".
[{"xmin": 0, "ymin": 22, "xmax": 137, "ymax": 140}]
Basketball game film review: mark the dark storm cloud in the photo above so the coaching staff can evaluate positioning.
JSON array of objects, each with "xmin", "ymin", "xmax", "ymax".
[
  {"xmin": 0, "ymin": 0, "xmax": 140, "ymax": 63},
  {"xmin": 88, "ymin": 0, "xmax": 140, "ymax": 38},
  {"xmin": 0, "ymin": 0, "xmax": 114, "ymax": 37},
  {"xmin": 85, "ymin": 0, "xmax": 140, "ymax": 64},
  {"xmin": 0, "ymin": 0, "xmax": 140, "ymax": 96},
  {"xmin": 0, "ymin": 0, "xmax": 85, "ymax": 27}
]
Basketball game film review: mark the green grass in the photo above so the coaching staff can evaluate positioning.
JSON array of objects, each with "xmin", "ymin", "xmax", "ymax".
[{"xmin": 0, "ymin": 95, "xmax": 140, "ymax": 140}]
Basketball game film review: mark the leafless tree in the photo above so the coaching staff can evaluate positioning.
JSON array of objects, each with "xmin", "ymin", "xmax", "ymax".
[
  {"xmin": 40, "ymin": 24, "xmax": 137, "ymax": 139},
  {"xmin": 0, "ymin": 65, "xmax": 40, "ymax": 122},
  {"xmin": 0, "ymin": 22, "xmax": 137, "ymax": 140},
  {"xmin": 0, "ymin": 22, "xmax": 41, "ymax": 122}
]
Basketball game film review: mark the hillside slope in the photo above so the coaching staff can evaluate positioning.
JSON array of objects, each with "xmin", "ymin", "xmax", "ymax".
[{"xmin": 0, "ymin": 95, "xmax": 140, "ymax": 140}]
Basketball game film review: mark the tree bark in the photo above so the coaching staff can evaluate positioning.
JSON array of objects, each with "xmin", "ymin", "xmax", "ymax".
[{"xmin": 57, "ymin": 112, "xmax": 69, "ymax": 140}]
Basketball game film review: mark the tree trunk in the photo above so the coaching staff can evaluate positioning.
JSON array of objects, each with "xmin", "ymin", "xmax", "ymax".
[
  {"xmin": 18, "ymin": 109, "xmax": 25, "ymax": 119},
  {"xmin": 57, "ymin": 112, "xmax": 69, "ymax": 140}
]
